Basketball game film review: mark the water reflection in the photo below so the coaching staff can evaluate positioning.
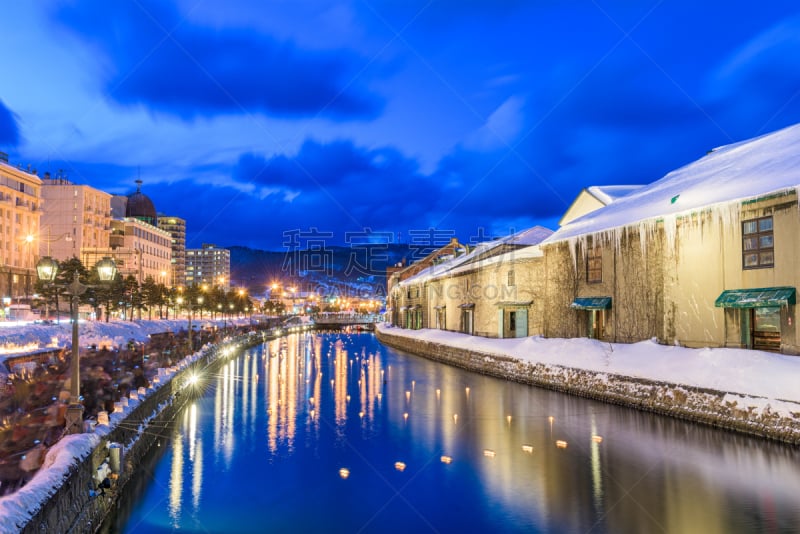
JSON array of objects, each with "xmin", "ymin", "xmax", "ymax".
[
  {"xmin": 118, "ymin": 332, "xmax": 800, "ymax": 533},
  {"xmin": 168, "ymin": 424, "xmax": 182, "ymax": 525}
]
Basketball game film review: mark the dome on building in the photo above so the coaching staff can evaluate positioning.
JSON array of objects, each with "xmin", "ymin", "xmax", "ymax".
[{"xmin": 126, "ymin": 180, "xmax": 157, "ymax": 226}]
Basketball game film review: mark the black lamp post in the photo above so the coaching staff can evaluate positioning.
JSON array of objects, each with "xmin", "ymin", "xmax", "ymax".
[{"xmin": 37, "ymin": 256, "xmax": 117, "ymax": 434}]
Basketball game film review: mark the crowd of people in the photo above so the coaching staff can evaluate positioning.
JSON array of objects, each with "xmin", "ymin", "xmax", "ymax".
[{"xmin": 0, "ymin": 325, "xmax": 226, "ymax": 496}]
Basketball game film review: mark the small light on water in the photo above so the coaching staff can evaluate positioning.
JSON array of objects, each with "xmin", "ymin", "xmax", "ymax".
[
  {"xmin": 346, "ymin": 395, "xmax": 351, "ymax": 402},
  {"xmin": 359, "ymin": 411, "xmax": 364, "ymax": 418},
  {"xmin": 403, "ymin": 412, "xmax": 408, "ymax": 422},
  {"xmin": 506, "ymin": 415, "xmax": 512, "ymax": 425},
  {"xmin": 556, "ymin": 440, "xmax": 568, "ymax": 449},
  {"xmin": 339, "ymin": 468, "xmax": 350, "ymax": 479},
  {"xmin": 411, "ymin": 380, "xmax": 415, "ymax": 389},
  {"xmin": 394, "ymin": 462, "xmax": 406, "ymax": 472},
  {"xmin": 440, "ymin": 455, "xmax": 452, "ymax": 464},
  {"xmin": 522, "ymin": 445, "xmax": 533, "ymax": 453},
  {"xmin": 453, "ymin": 414, "xmax": 458, "ymax": 424},
  {"xmin": 483, "ymin": 449, "xmax": 496, "ymax": 458},
  {"xmin": 465, "ymin": 387, "xmax": 470, "ymax": 396},
  {"xmin": 405, "ymin": 391, "xmax": 410, "ymax": 402}
]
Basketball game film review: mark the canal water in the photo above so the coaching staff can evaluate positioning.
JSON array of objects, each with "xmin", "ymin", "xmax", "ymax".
[{"xmin": 107, "ymin": 331, "xmax": 800, "ymax": 533}]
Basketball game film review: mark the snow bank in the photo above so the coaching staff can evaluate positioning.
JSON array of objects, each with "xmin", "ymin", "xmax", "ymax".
[
  {"xmin": 0, "ymin": 318, "xmax": 250, "ymax": 366},
  {"xmin": 377, "ymin": 325, "xmax": 800, "ymax": 413}
]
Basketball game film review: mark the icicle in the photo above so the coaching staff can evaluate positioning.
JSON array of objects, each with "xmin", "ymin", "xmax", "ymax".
[
  {"xmin": 567, "ymin": 236, "xmax": 578, "ymax": 273},
  {"xmin": 663, "ymin": 214, "xmax": 677, "ymax": 252},
  {"xmin": 638, "ymin": 221, "xmax": 648, "ymax": 259}
]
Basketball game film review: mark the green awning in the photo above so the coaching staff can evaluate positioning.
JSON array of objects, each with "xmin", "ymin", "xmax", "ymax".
[
  {"xmin": 714, "ymin": 287, "xmax": 796, "ymax": 308},
  {"xmin": 571, "ymin": 297, "xmax": 612, "ymax": 310}
]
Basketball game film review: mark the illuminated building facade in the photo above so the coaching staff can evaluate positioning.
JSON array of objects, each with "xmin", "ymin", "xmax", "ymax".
[
  {"xmin": 0, "ymin": 153, "xmax": 42, "ymax": 305},
  {"xmin": 39, "ymin": 173, "xmax": 112, "ymax": 262},
  {"xmin": 185, "ymin": 243, "xmax": 230, "ymax": 290},
  {"xmin": 158, "ymin": 215, "xmax": 186, "ymax": 288},
  {"xmin": 82, "ymin": 218, "xmax": 172, "ymax": 285}
]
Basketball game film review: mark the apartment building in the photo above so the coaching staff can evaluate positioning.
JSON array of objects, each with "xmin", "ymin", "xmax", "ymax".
[{"xmin": 0, "ymin": 153, "xmax": 42, "ymax": 305}]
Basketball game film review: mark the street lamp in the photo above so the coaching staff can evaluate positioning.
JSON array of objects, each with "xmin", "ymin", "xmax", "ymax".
[{"xmin": 37, "ymin": 255, "xmax": 117, "ymax": 434}]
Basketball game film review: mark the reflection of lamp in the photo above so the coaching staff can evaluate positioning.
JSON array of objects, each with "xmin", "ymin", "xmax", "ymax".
[{"xmin": 37, "ymin": 256, "xmax": 117, "ymax": 434}]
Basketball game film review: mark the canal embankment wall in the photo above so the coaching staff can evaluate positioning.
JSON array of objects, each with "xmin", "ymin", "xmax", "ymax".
[
  {"xmin": 375, "ymin": 327, "xmax": 800, "ymax": 445},
  {"xmin": 14, "ymin": 331, "xmax": 273, "ymax": 534}
]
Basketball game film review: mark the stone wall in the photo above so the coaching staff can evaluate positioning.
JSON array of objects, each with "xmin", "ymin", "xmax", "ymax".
[
  {"xmin": 542, "ymin": 232, "xmax": 665, "ymax": 344},
  {"xmin": 376, "ymin": 328, "xmax": 800, "ymax": 445},
  {"xmin": 18, "ymin": 331, "xmax": 272, "ymax": 534}
]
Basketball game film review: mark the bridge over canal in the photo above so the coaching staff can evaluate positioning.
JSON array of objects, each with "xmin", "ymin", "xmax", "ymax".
[{"xmin": 310, "ymin": 313, "xmax": 383, "ymax": 329}]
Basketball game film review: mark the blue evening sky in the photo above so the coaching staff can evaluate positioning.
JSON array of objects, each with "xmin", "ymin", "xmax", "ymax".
[{"xmin": 0, "ymin": 1, "xmax": 798, "ymax": 250}]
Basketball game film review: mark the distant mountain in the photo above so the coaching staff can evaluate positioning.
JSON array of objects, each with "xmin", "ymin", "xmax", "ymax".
[{"xmin": 229, "ymin": 244, "xmax": 413, "ymax": 298}]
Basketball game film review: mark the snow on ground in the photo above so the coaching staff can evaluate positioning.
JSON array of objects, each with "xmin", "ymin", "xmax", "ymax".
[
  {"xmin": 378, "ymin": 325, "xmax": 800, "ymax": 412},
  {"xmin": 0, "ymin": 433, "xmax": 101, "ymax": 532},
  {"xmin": 0, "ymin": 318, "xmax": 254, "ymax": 367}
]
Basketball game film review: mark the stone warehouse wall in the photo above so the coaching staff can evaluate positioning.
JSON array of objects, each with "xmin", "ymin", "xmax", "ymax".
[
  {"xmin": 19, "ymin": 331, "xmax": 272, "ymax": 534},
  {"xmin": 376, "ymin": 328, "xmax": 800, "ymax": 445}
]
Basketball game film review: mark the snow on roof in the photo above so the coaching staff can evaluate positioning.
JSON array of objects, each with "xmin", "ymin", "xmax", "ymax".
[
  {"xmin": 586, "ymin": 185, "xmax": 644, "ymax": 205},
  {"xmin": 398, "ymin": 225, "xmax": 552, "ymax": 287},
  {"xmin": 444, "ymin": 244, "xmax": 543, "ymax": 278},
  {"xmin": 502, "ymin": 225, "xmax": 553, "ymax": 246},
  {"xmin": 546, "ymin": 123, "xmax": 800, "ymax": 244}
]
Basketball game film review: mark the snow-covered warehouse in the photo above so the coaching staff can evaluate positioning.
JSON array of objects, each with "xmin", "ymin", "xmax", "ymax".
[
  {"xmin": 541, "ymin": 123, "xmax": 800, "ymax": 354},
  {"xmin": 391, "ymin": 226, "xmax": 553, "ymax": 337}
]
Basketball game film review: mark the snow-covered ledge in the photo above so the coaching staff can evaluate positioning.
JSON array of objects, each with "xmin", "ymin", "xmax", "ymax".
[
  {"xmin": 376, "ymin": 325, "xmax": 800, "ymax": 443},
  {"xmin": 0, "ymin": 330, "xmax": 259, "ymax": 533}
]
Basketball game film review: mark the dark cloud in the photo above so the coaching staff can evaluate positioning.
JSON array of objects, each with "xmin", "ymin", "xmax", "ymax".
[
  {"xmin": 71, "ymin": 138, "xmax": 537, "ymax": 250},
  {"xmin": 705, "ymin": 15, "xmax": 800, "ymax": 137},
  {"xmin": 232, "ymin": 139, "xmax": 436, "ymax": 228},
  {"xmin": 0, "ymin": 99, "xmax": 20, "ymax": 146},
  {"xmin": 25, "ymin": 1, "xmax": 800, "ymax": 252},
  {"xmin": 234, "ymin": 140, "xmax": 374, "ymax": 190},
  {"xmin": 55, "ymin": 1, "xmax": 382, "ymax": 119}
]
